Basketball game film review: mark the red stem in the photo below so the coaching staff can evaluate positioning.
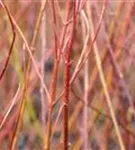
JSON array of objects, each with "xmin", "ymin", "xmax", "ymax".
[
  {"xmin": 63, "ymin": 1, "xmax": 76, "ymax": 149},
  {"xmin": 0, "ymin": 2, "xmax": 16, "ymax": 82}
]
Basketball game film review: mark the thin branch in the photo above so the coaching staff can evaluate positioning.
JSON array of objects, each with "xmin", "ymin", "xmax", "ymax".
[
  {"xmin": 4, "ymin": 1, "xmax": 49, "ymax": 149},
  {"xmin": 40, "ymin": 3, "xmax": 46, "ymax": 129},
  {"xmin": 51, "ymin": 104, "xmax": 64, "ymax": 139},
  {"xmin": 0, "ymin": 1, "xmax": 16, "ymax": 82},
  {"xmin": 53, "ymin": 0, "xmax": 107, "ymax": 107},
  {"xmin": 81, "ymin": 9, "xmax": 90, "ymax": 150},
  {"xmin": 10, "ymin": 9, "xmax": 51, "ymax": 103},
  {"xmin": 88, "ymin": 1, "xmax": 125, "ymax": 149},
  {"xmin": 71, "ymin": 86, "xmax": 135, "ymax": 139},
  {"xmin": 63, "ymin": 1, "xmax": 76, "ymax": 150},
  {"xmin": 0, "ymin": 84, "xmax": 21, "ymax": 130}
]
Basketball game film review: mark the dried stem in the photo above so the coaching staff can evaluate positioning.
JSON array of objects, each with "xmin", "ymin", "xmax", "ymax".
[
  {"xmin": 40, "ymin": 6, "xmax": 46, "ymax": 129},
  {"xmin": 0, "ymin": 84, "xmax": 21, "ymax": 130},
  {"xmin": 88, "ymin": 1, "xmax": 125, "ymax": 149},
  {"xmin": 44, "ymin": 0, "xmax": 73, "ymax": 149},
  {"xmin": 5, "ymin": 1, "xmax": 48, "ymax": 149},
  {"xmin": 44, "ymin": 1, "xmax": 60, "ymax": 149},
  {"xmin": 81, "ymin": 9, "xmax": 90, "ymax": 150}
]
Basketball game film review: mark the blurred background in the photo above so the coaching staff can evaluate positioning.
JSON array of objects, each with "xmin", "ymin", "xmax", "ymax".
[{"xmin": 0, "ymin": 0, "xmax": 135, "ymax": 149}]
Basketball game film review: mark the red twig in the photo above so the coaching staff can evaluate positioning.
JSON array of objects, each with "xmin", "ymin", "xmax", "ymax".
[
  {"xmin": 0, "ymin": 2, "xmax": 16, "ymax": 82},
  {"xmin": 63, "ymin": 1, "xmax": 76, "ymax": 149}
]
